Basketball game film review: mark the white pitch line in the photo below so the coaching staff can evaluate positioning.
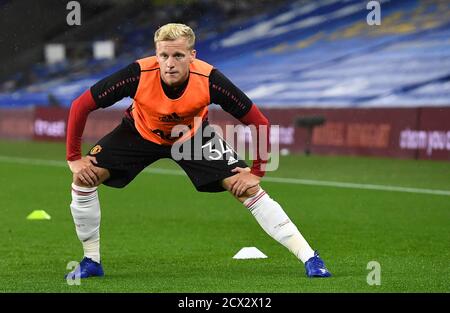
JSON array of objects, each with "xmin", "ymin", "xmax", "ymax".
[
  {"xmin": 262, "ymin": 177, "xmax": 450, "ymax": 196},
  {"xmin": 1, "ymin": 155, "xmax": 449, "ymax": 196},
  {"xmin": 142, "ymin": 167, "xmax": 185, "ymax": 176},
  {"xmin": 0, "ymin": 156, "xmax": 67, "ymax": 168}
]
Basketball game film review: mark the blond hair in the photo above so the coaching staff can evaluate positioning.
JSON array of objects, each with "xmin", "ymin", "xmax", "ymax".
[{"xmin": 154, "ymin": 23, "xmax": 196, "ymax": 50}]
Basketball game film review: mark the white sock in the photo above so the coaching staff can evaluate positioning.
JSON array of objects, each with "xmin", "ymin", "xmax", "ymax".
[
  {"xmin": 70, "ymin": 183, "xmax": 101, "ymax": 263},
  {"xmin": 244, "ymin": 189, "xmax": 315, "ymax": 263}
]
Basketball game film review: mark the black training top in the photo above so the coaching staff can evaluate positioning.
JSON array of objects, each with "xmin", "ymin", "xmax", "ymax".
[{"xmin": 90, "ymin": 62, "xmax": 253, "ymax": 119}]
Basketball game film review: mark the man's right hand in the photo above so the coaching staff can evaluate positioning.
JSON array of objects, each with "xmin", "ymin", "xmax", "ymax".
[{"xmin": 68, "ymin": 156, "xmax": 100, "ymax": 187}]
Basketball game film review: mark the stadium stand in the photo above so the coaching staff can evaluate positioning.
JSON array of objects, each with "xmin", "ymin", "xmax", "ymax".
[
  {"xmin": 207, "ymin": 0, "xmax": 450, "ymax": 107},
  {"xmin": 0, "ymin": 0, "xmax": 449, "ymax": 108}
]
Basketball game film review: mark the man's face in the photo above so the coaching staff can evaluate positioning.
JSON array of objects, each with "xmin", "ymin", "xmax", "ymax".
[{"xmin": 156, "ymin": 37, "xmax": 196, "ymax": 87}]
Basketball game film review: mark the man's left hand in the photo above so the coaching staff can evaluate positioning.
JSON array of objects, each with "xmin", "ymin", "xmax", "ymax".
[{"xmin": 230, "ymin": 167, "xmax": 261, "ymax": 197}]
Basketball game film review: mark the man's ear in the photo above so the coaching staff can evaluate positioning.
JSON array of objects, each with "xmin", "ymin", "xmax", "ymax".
[{"xmin": 190, "ymin": 49, "xmax": 197, "ymax": 63}]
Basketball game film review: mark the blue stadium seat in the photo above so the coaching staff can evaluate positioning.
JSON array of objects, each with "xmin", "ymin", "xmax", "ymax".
[{"xmin": 1, "ymin": 0, "xmax": 449, "ymax": 108}]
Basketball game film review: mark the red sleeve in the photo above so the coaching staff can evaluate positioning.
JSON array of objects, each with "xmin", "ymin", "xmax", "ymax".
[
  {"xmin": 238, "ymin": 104, "xmax": 270, "ymax": 177},
  {"xmin": 66, "ymin": 89, "xmax": 98, "ymax": 161}
]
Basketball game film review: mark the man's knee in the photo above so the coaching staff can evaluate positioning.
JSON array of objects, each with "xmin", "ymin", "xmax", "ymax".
[
  {"xmin": 72, "ymin": 168, "xmax": 110, "ymax": 187},
  {"xmin": 73, "ymin": 174, "xmax": 84, "ymax": 187},
  {"xmin": 221, "ymin": 176, "xmax": 234, "ymax": 191},
  {"xmin": 233, "ymin": 185, "xmax": 261, "ymax": 203},
  {"xmin": 221, "ymin": 176, "xmax": 261, "ymax": 201},
  {"xmin": 243, "ymin": 185, "xmax": 261, "ymax": 198},
  {"xmin": 73, "ymin": 173, "xmax": 97, "ymax": 188}
]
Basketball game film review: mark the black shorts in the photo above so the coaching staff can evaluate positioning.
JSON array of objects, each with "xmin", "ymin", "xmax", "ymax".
[{"xmin": 87, "ymin": 117, "xmax": 247, "ymax": 192}]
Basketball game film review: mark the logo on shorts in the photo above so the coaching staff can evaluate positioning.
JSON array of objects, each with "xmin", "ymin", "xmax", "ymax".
[
  {"xmin": 90, "ymin": 145, "xmax": 102, "ymax": 155},
  {"xmin": 227, "ymin": 156, "xmax": 238, "ymax": 165}
]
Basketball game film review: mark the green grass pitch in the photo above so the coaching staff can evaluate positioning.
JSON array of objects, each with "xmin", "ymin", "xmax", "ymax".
[{"xmin": 0, "ymin": 139, "xmax": 449, "ymax": 292}]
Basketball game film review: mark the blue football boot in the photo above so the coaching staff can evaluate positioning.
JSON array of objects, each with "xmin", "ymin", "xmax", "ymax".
[
  {"xmin": 305, "ymin": 251, "xmax": 332, "ymax": 278},
  {"xmin": 65, "ymin": 257, "xmax": 104, "ymax": 279}
]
